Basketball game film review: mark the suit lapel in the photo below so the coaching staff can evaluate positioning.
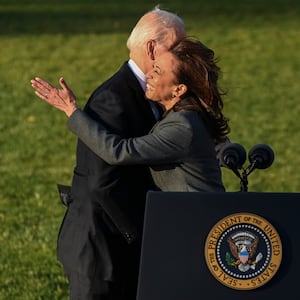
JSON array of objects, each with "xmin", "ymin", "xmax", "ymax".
[{"xmin": 121, "ymin": 62, "xmax": 157, "ymax": 124}]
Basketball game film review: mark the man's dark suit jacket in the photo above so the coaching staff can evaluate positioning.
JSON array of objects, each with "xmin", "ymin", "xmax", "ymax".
[{"xmin": 57, "ymin": 62, "xmax": 157, "ymax": 281}]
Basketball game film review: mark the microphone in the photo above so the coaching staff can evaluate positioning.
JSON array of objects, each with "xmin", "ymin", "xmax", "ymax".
[
  {"xmin": 219, "ymin": 142, "xmax": 246, "ymax": 170},
  {"xmin": 248, "ymin": 144, "xmax": 274, "ymax": 169}
]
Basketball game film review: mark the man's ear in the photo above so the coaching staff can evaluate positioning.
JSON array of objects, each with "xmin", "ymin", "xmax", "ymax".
[{"xmin": 146, "ymin": 40, "xmax": 156, "ymax": 60}]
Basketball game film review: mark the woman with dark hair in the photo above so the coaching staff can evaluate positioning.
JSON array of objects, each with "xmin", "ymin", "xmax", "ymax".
[
  {"xmin": 31, "ymin": 37, "xmax": 230, "ymax": 192},
  {"xmin": 169, "ymin": 38, "xmax": 229, "ymax": 143}
]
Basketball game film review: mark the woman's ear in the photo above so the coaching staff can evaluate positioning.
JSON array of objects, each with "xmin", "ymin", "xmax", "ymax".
[
  {"xmin": 176, "ymin": 84, "xmax": 188, "ymax": 97},
  {"xmin": 146, "ymin": 40, "xmax": 156, "ymax": 60}
]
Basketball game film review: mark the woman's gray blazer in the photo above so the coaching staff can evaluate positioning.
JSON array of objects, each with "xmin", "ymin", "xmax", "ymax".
[{"xmin": 67, "ymin": 108, "xmax": 225, "ymax": 192}]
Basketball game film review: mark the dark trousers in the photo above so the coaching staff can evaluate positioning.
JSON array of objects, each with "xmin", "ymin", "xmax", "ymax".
[
  {"xmin": 67, "ymin": 271, "xmax": 109, "ymax": 300},
  {"xmin": 65, "ymin": 235, "xmax": 141, "ymax": 300},
  {"xmin": 66, "ymin": 268, "xmax": 139, "ymax": 300}
]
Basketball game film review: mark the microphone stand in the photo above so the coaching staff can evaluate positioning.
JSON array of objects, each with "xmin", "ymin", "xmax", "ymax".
[
  {"xmin": 232, "ymin": 161, "xmax": 257, "ymax": 192},
  {"xmin": 227, "ymin": 163, "xmax": 248, "ymax": 192},
  {"xmin": 240, "ymin": 171, "xmax": 248, "ymax": 192}
]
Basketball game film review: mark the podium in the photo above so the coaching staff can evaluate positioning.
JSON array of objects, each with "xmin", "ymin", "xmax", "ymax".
[{"xmin": 137, "ymin": 191, "xmax": 299, "ymax": 300}]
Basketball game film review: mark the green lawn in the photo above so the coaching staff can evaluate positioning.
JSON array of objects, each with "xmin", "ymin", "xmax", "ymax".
[{"xmin": 1, "ymin": 0, "xmax": 300, "ymax": 298}]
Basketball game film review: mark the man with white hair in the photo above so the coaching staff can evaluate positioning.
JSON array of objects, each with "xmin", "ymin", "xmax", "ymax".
[{"xmin": 56, "ymin": 7, "xmax": 186, "ymax": 299}]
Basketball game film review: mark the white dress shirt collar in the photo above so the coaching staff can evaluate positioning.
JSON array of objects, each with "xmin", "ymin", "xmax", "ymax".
[
  {"xmin": 127, "ymin": 59, "xmax": 161, "ymax": 121},
  {"xmin": 127, "ymin": 59, "xmax": 146, "ymax": 91}
]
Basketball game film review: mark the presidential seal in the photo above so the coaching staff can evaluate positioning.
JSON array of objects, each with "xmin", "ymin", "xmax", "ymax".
[{"xmin": 204, "ymin": 213, "xmax": 282, "ymax": 290}]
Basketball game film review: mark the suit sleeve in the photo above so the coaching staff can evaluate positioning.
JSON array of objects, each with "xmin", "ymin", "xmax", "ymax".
[{"xmin": 68, "ymin": 109, "xmax": 193, "ymax": 165}]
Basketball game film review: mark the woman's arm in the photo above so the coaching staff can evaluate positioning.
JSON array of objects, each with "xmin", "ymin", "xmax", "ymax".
[
  {"xmin": 68, "ymin": 109, "xmax": 193, "ymax": 165},
  {"xmin": 31, "ymin": 76, "xmax": 193, "ymax": 166}
]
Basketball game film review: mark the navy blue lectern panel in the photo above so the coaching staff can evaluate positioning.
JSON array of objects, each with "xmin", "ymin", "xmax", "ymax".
[{"xmin": 137, "ymin": 192, "xmax": 299, "ymax": 300}]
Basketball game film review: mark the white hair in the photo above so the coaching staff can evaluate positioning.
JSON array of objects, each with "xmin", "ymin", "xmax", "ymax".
[{"xmin": 126, "ymin": 6, "xmax": 185, "ymax": 50}]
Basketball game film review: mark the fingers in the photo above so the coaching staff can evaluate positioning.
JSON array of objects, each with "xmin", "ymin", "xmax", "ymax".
[
  {"xmin": 35, "ymin": 90, "xmax": 46, "ymax": 100},
  {"xmin": 59, "ymin": 77, "xmax": 68, "ymax": 91},
  {"xmin": 59, "ymin": 76, "xmax": 65, "ymax": 85},
  {"xmin": 31, "ymin": 77, "xmax": 52, "ymax": 97},
  {"xmin": 34, "ymin": 89, "xmax": 51, "ymax": 104},
  {"xmin": 59, "ymin": 77, "xmax": 73, "ymax": 95},
  {"xmin": 34, "ymin": 86, "xmax": 63, "ymax": 108},
  {"xmin": 33, "ymin": 77, "xmax": 53, "ymax": 90}
]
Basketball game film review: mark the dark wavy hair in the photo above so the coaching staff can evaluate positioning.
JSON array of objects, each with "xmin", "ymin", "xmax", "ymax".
[{"xmin": 169, "ymin": 37, "xmax": 230, "ymax": 142}]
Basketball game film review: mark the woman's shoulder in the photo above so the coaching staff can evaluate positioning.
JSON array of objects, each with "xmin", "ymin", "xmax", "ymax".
[{"xmin": 165, "ymin": 109, "xmax": 200, "ymax": 124}]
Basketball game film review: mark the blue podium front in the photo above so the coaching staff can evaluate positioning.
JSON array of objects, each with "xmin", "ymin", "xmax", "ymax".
[{"xmin": 137, "ymin": 192, "xmax": 299, "ymax": 300}]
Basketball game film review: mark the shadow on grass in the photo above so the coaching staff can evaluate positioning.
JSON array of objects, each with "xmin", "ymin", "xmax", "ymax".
[
  {"xmin": 0, "ymin": 0, "xmax": 300, "ymax": 35},
  {"xmin": 0, "ymin": 11, "xmax": 137, "ymax": 35}
]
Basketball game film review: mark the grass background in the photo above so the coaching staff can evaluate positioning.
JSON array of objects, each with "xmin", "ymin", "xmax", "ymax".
[{"xmin": 0, "ymin": 0, "xmax": 300, "ymax": 298}]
